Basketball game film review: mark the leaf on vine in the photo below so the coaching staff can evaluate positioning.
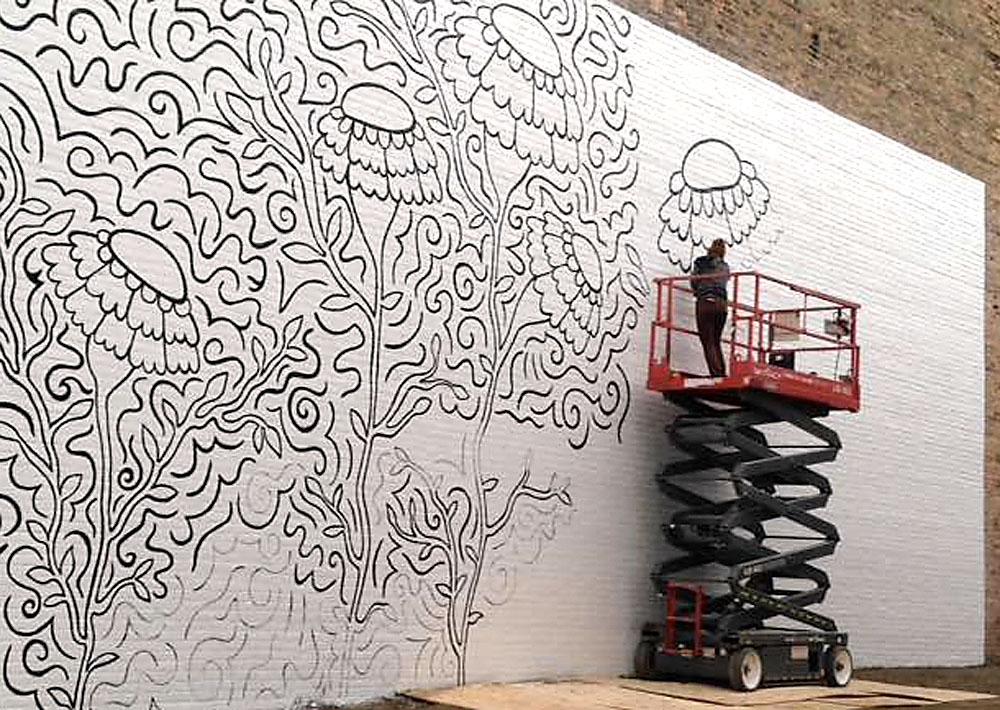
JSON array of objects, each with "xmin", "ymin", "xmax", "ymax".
[
  {"xmin": 303, "ymin": 476, "xmax": 324, "ymax": 501},
  {"xmin": 59, "ymin": 473, "xmax": 83, "ymax": 500},
  {"xmin": 252, "ymin": 426, "xmax": 265, "ymax": 454},
  {"xmin": 146, "ymin": 486, "xmax": 177, "ymax": 503},
  {"xmin": 454, "ymin": 110, "xmax": 467, "ymax": 133},
  {"xmin": 59, "ymin": 546, "xmax": 75, "ymax": 577},
  {"xmin": 275, "ymin": 72, "xmax": 292, "ymax": 94},
  {"xmin": 281, "ymin": 242, "xmax": 325, "ymax": 265},
  {"xmin": 507, "ymin": 250, "xmax": 526, "ymax": 276},
  {"xmin": 469, "ymin": 213, "xmax": 487, "ymax": 230},
  {"xmin": 426, "ymin": 116, "xmax": 449, "ymax": 137},
  {"xmin": 161, "ymin": 400, "xmax": 179, "ymax": 428},
  {"xmin": 88, "ymin": 651, "xmax": 120, "ymax": 673},
  {"xmin": 556, "ymin": 488, "xmax": 573, "ymax": 506},
  {"xmin": 259, "ymin": 37, "xmax": 273, "ymax": 68},
  {"xmin": 468, "ymin": 610, "xmax": 484, "ymax": 626},
  {"xmin": 42, "ymin": 593, "xmax": 65, "ymax": 609},
  {"xmin": 322, "ymin": 523, "xmax": 344, "ymax": 539},
  {"xmin": 478, "ymin": 354, "xmax": 493, "ymax": 375},
  {"xmin": 47, "ymin": 687, "xmax": 73, "ymax": 709},
  {"xmin": 264, "ymin": 427, "xmax": 282, "ymax": 457},
  {"xmin": 55, "ymin": 399, "xmax": 93, "ymax": 429},
  {"xmin": 26, "ymin": 565, "xmax": 54, "ymax": 585},
  {"xmin": 413, "ymin": 7, "xmax": 429, "ymax": 35},
  {"xmin": 135, "ymin": 558, "xmax": 154, "ymax": 578},
  {"xmin": 455, "ymin": 573, "xmax": 468, "ymax": 594},
  {"xmin": 41, "ymin": 294, "xmax": 56, "ymax": 329},
  {"xmin": 624, "ymin": 242, "xmax": 642, "ymax": 268},
  {"xmin": 141, "ymin": 425, "xmax": 160, "ymax": 462},
  {"xmin": 283, "ymin": 315, "xmax": 304, "ymax": 344},
  {"xmin": 414, "ymin": 84, "xmax": 436, "ymax": 105},
  {"xmin": 226, "ymin": 93, "xmax": 254, "ymax": 123},
  {"xmin": 201, "ymin": 372, "xmax": 229, "ymax": 404},
  {"xmin": 242, "ymin": 139, "xmax": 268, "ymax": 160},
  {"xmin": 251, "ymin": 337, "xmax": 266, "ymax": 372},
  {"xmin": 331, "ymin": 484, "xmax": 343, "ymax": 509},
  {"xmin": 446, "ymin": 499, "xmax": 459, "ymax": 519},
  {"xmin": 495, "ymin": 275, "xmax": 515, "ymax": 294},
  {"xmin": 625, "ymin": 271, "xmax": 647, "ymax": 299},
  {"xmin": 434, "ymin": 582, "xmax": 452, "ymax": 599},
  {"xmin": 382, "ymin": 291, "xmax": 403, "ymax": 310},
  {"xmin": 25, "ymin": 520, "xmax": 46, "ymax": 544},
  {"xmin": 20, "ymin": 198, "xmax": 48, "ymax": 216},
  {"xmin": 286, "ymin": 347, "xmax": 308, "ymax": 362},
  {"xmin": 413, "ymin": 398, "xmax": 431, "ymax": 417},
  {"xmin": 349, "ymin": 410, "xmax": 367, "ymax": 440},
  {"xmin": 134, "ymin": 580, "xmax": 151, "ymax": 602},
  {"xmin": 418, "ymin": 543, "xmax": 436, "ymax": 561},
  {"xmin": 385, "ymin": 504, "xmax": 400, "ymax": 531},
  {"xmin": 482, "ymin": 477, "xmax": 499, "ymax": 493},
  {"xmin": 463, "ymin": 544, "xmax": 478, "ymax": 564},
  {"xmin": 325, "ymin": 204, "xmax": 351, "ymax": 246},
  {"xmin": 319, "ymin": 293, "xmax": 355, "ymax": 313},
  {"xmin": 34, "ymin": 209, "xmax": 74, "ymax": 237}
]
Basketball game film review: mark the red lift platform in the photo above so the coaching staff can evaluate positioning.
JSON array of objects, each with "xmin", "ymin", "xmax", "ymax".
[
  {"xmin": 636, "ymin": 271, "xmax": 859, "ymax": 692},
  {"xmin": 647, "ymin": 271, "xmax": 860, "ymax": 412}
]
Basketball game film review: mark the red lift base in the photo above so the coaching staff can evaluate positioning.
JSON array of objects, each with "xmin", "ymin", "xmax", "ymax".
[{"xmin": 648, "ymin": 360, "xmax": 858, "ymax": 413}]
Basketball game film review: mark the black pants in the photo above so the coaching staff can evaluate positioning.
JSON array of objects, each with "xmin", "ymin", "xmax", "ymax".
[{"xmin": 696, "ymin": 297, "xmax": 728, "ymax": 377}]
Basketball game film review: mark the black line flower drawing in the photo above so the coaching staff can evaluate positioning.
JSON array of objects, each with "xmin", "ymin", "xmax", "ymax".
[
  {"xmin": 437, "ymin": 4, "xmax": 583, "ymax": 172},
  {"xmin": 0, "ymin": 0, "xmax": 645, "ymax": 705},
  {"xmin": 314, "ymin": 82, "xmax": 442, "ymax": 207},
  {"xmin": 526, "ymin": 211, "xmax": 605, "ymax": 356},
  {"xmin": 43, "ymin": 229, "xmax": 199, "ymax": 375},
  {"xmin": 657, "ymin": 138, "xmax": 771, "ymax": 271}
]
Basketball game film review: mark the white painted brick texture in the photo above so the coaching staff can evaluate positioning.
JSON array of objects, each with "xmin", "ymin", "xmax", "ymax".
[{"xmin": 0, "ymin": 1, "xmax": 983, "ymax": 708}]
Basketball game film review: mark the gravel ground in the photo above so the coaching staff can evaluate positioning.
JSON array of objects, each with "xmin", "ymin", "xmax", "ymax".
[{"xmin": 312, "ymin": 666, "xmax": 1000, "ymax": 710}]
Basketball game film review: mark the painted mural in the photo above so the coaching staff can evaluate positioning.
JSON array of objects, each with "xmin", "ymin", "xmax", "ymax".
[
  {"xmin": 0, "ymin": 0, "xmax": 780, "ymax": 708},
  {"xmin": 658, "ymin": 138, "xmax": 772, "ymax": 271}
]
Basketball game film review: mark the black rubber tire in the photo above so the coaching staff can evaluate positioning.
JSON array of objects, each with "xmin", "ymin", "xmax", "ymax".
[
  {"xmin": 727, "ymin": 646, "xmax": 764, "ymax": 692},
  {"xmin": 633, "ymin": 639, "xmax": 656, "ymax": 679},
  {"xmin": 824, "ymin": 645, "xmax": 853, "ymax": 687}
]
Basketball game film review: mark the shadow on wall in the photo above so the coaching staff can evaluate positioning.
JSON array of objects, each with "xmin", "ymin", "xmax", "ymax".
[{"xmin": 0, "ymin": 0, "xmax": 775, "ymax": 707}]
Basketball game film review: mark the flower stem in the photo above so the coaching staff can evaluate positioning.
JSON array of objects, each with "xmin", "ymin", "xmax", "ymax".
[
  {"xmin": 341, "ymin": 197, "xmax": 398, "ymax": 697},
  {"xmin": 73, "ymin": 352, "xmax": 129, "ymax": 710}
]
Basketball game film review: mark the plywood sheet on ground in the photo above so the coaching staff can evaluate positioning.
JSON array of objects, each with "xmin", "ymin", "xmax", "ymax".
[
  {"xmin": 619, "ymin": 678, "xmax": 881, "ymax": 705},
  {"xmin": 406, "ymin": 681, "xmax": 716, "ymax": 710},
  {"xmin": 843, "ymin": 681, "xmax": 995, "ymax": 704},
  {"xmin": 402, "ymin": 677, "xmax": 994, "ymax": 710},
  {"xmin": 823, "ymin": 696, "xmax": 931, "ymax": 707},
  {"xmin": 618, "ymin": 678, "xmax": 976, "ymax": 705}
]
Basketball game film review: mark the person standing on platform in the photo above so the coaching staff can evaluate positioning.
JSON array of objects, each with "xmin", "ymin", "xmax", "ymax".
[{"xmin": 692, "ymin": 238, "xmax": 730, "ymax": 377}]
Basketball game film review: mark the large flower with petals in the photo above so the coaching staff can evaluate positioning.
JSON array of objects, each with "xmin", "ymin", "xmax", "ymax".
[
  {"xmin": 658, "ymin": 139, "xmax": 771, "ymax": 271},
  {"xmin": 43, "ymin": 229, "xmax": 199, "ymax": 374},
  {"xmin": 314, "ymin": 83, "xmax": 441, "ymax": 205},
  {"xmin": 526, "ymin": 212, "xmax": 605, "ymax": 355},
  {"xmin": 438, "ymin": 4, "xmax": 583, "ymax": 172}
]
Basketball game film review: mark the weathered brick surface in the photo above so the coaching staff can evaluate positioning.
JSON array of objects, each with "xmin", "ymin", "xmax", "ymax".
[{"xmin": 617, "ymin": 0, "xmax": 999, "ymax": 662}]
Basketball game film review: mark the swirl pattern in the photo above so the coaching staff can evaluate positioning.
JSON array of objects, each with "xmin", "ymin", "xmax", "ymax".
[{"xmin": 0, "ymin": 1, "xmax": 656, "ymax": 707}]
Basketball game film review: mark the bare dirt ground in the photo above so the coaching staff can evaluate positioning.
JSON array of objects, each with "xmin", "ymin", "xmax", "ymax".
[{"xmin": 315, "ymin": 666, "xmax": 1000, "ymax": 710}]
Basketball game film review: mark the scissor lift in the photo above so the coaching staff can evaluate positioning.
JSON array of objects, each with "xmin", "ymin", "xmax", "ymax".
[{"xmin": 635, "ymin": 272, "xmax": 860, "ymax": 692}]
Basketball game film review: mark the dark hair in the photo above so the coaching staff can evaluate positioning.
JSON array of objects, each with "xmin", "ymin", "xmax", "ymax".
[{"xmin": 707, "ymin": 239, "xmax": 726, "ymax": 258}]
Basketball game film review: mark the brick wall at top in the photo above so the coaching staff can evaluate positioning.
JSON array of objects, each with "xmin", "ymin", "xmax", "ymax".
[{"xmin": 615, "ymin": 0, "xmax": 999, "ymax": 662}]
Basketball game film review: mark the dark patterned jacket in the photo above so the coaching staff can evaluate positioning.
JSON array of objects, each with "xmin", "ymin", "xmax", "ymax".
[{"xmin": 691, "ymin": 255, "xmax": 730, "ymax": 300}]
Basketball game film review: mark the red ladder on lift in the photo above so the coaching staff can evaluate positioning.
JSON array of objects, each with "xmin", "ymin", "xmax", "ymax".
[{"xmin": 665, "ymin": 582, "xmax": 705, "ymax": 657}]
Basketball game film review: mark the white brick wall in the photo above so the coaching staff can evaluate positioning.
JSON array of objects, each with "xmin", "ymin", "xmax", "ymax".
[{"xmin": 0, "ymin": 1, "xmax": 983, "ymax": 708}]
